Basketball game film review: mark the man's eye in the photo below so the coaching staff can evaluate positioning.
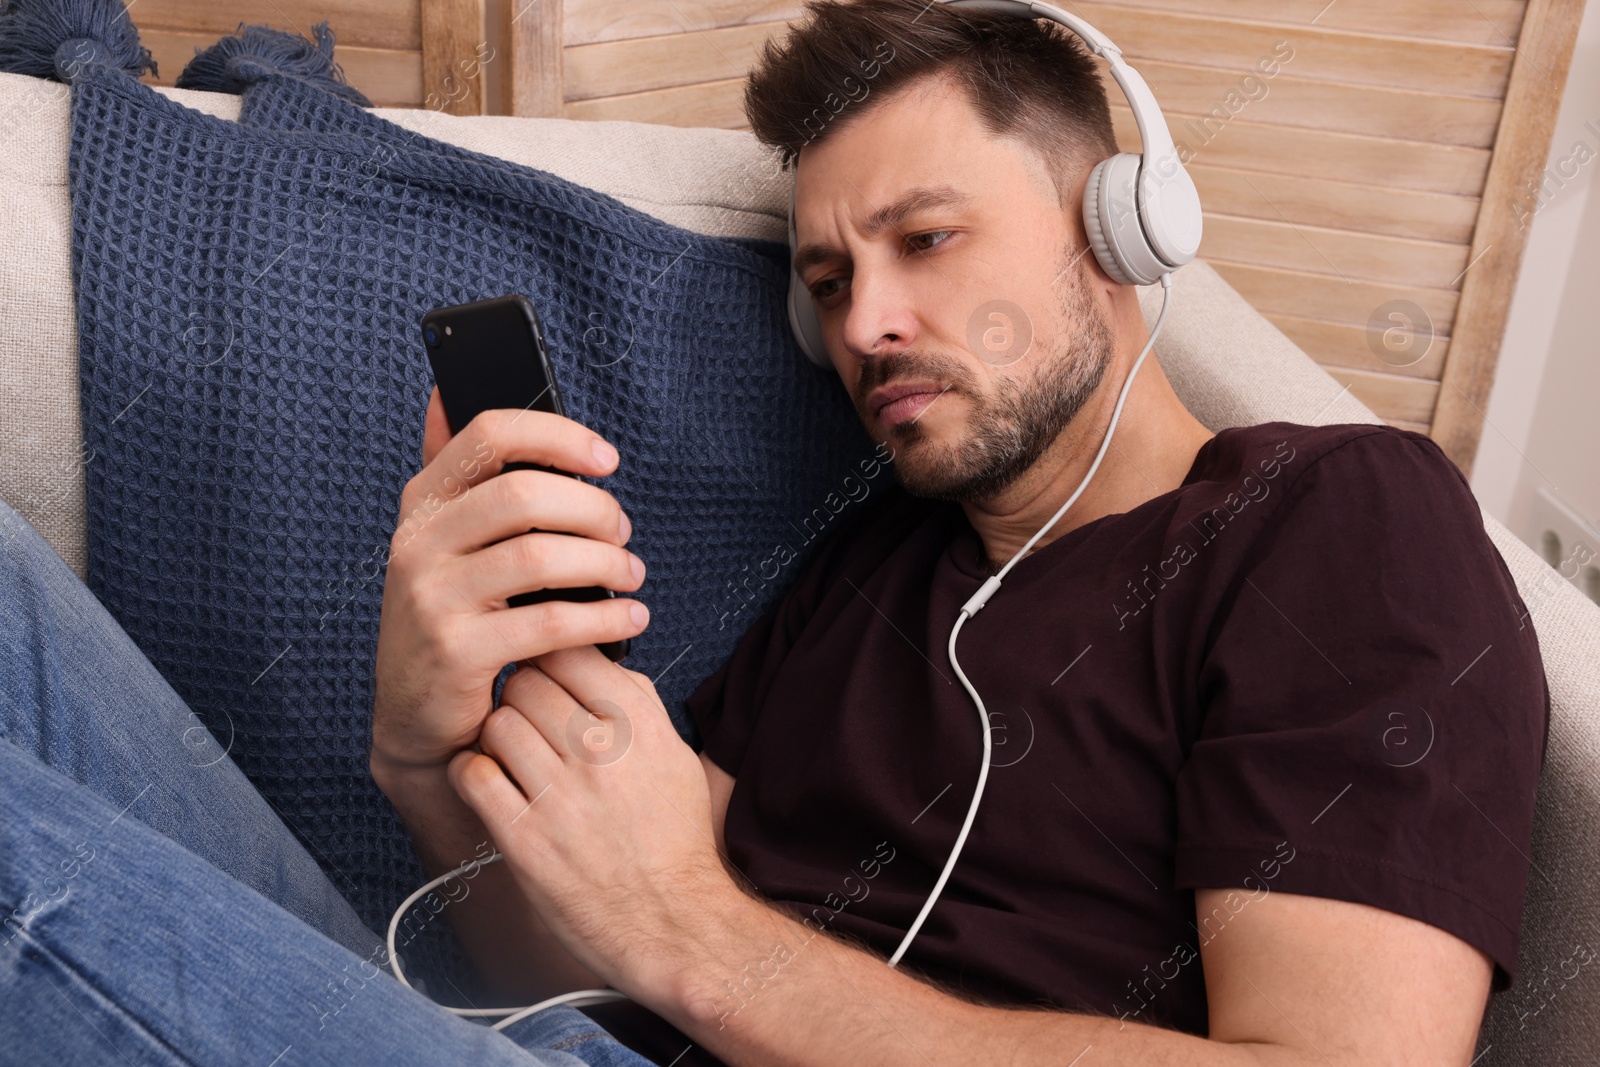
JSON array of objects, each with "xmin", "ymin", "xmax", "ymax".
[
  {"xmin": 811, "ymin": 277, "xmax": 845, "ymax": 301},
  {"xmin": 907, "ymin": 230, "xmax": 952, "ymax": 252}
]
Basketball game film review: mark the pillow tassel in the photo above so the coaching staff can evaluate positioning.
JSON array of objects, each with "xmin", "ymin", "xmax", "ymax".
[
  {"xmin": 175, "ymin": 21, "xmax": 371, "ymax": 106},
  {"xmin": 0, "ymin": 0, "xmax": 156, "ymax": 82}
]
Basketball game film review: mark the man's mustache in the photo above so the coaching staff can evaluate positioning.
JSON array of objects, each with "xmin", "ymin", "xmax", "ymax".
[{"xmin": 853, "ymin": 351, "xmax": 977, "ymax": 409}]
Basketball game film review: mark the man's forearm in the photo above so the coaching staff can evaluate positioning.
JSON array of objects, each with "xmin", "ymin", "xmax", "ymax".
[
  {"xmin": 370, "ymin": 756, "xmax": 605, "ymax": 999},
  {"xmin": 649, "ymin": 881, "xmax": 1309, "ymax": 1067}
]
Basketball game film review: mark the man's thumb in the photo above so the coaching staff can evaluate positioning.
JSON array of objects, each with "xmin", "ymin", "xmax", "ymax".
[{"xmin": 421, "ymin": 385, "xmax": 453, "ymax": 465}]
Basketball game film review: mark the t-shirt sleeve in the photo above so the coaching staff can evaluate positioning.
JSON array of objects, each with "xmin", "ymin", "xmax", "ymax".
[{"xmin": 1173, "ymin": 428, "xmax": 1549, "ymax": 990}]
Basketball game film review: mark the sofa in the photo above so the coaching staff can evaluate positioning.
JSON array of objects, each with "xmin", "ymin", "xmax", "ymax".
[{"xmin": 1, "ymin": 70, "xmax": 1596, "ymax": 1061}]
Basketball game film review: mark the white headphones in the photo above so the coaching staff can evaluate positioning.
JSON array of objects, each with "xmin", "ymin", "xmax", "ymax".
[{"xmin": 785, "ymin": 0, "xmax": 1204, "ymax": 367}]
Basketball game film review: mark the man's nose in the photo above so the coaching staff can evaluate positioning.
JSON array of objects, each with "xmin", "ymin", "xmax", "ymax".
[{"xmin": 841, "ymin": 267, "xmax": 922, "ymax": 361}]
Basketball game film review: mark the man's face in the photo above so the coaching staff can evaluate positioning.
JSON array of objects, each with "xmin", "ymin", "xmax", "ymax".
[{"xmin": 792, "ymin": 75, "xmax": 1116, "ymax": 504}]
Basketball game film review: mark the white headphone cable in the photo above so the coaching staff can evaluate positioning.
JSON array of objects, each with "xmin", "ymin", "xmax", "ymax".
[
  {"xmin": 386, "ymin": 853, "xmax": 629, "ymax": 1031},
  {"xmin": 386, "ymin": 272, "xmax": 1177, "ymax": 1014},
  {"xmin": 887, "ymin": 272, "xmax": 1174, "ymax": 966}
]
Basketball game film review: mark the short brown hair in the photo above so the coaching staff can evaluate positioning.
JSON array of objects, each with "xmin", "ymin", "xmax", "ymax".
[{"xmin": 742, "ymin": 0, "xmax": 1119, "ymax": 206}]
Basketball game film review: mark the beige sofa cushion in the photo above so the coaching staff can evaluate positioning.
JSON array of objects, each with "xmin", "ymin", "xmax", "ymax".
[
  {"xmin": 0, "ymin": 70, "xmax": 790, "ymax": 578},
  {"xmin": 1, "ymin": 68, "xmax": 1595, "ymax": 1063}
]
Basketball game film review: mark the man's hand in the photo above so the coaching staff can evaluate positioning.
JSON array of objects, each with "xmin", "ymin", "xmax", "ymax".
[
  {"xmin": 449, "ymin": 645, "xmax": 732, "ymax": 1005},
  {"xmin": 372, "ymin": 386, "xmax": 649, "ymax": 777}
]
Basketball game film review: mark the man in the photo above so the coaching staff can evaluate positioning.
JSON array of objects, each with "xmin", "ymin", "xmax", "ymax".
[{"xmin": 370, "ymin": 1, "xmax": 1548, "ymax": 1064}]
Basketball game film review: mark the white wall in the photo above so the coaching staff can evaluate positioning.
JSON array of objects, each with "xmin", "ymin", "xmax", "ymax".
[{"xmin": 1472, "ymin": 0, "xmax": 1600, "ymax": 602}]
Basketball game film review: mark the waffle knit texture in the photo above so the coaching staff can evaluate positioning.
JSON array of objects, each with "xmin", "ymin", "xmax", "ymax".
[{"xmin": 49, "ymin": 40, "xmax": 877, "ymax": 951}]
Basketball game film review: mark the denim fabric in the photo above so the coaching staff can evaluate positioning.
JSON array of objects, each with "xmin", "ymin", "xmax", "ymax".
[{"xmin": 0, "ymin": 496, "xmax": 658, "ymax": 1066}]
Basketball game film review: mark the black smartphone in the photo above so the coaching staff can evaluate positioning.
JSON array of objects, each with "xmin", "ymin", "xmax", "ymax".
[{"xmin": 421, "ymin": 294, "xmax": 630, "ymax": 663}]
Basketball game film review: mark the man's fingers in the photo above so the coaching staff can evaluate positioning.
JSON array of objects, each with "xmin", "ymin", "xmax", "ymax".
[
  {"xmin": 436, "ymin": 408, "xmax": 618, "ymax": 493},
  {"xmin": 448, "ymin": 748, "xmax": 531, "ymax": 828},
  {"xmin": 500, "ymin": 661, "xmax": 578, "ymax": 719},
  {"xmin": 398, "ymin": 408, "xmax": 621, "ymax": 551},
  {"xmin": 443, "ymin": 533, "xmax": 644, "ymax": 609},
  {"xmin": 502, "ymin": 648, "xmax": 612, "ymax": 743},
  {"xmin": 530, "ymin": 646, "xmax": 670, "ymax": 736},
  {"xmin": 422, "ymin": 385, "xmax": 452, "ymax": 467},
  {"xmin": 615, "ymin": 665, "xmax": 664, "ymax": 704},
  {"xmin": 473, "ymin": 597, "xmax": 648, "ymax": 667},
  {"xmin": 497, "ymin": 660, "xmax": 634, "ymax": 769},
  {"xmin": 442, "ymin": 597, "xmax": 647, "ymax": 679},
  {"xmin": 477, "ymin": 704, "xmax": 562, "ymax": 803},
  {"xmin": 425, "ymin": 470, "xmax": 631, "ymax": 557}
]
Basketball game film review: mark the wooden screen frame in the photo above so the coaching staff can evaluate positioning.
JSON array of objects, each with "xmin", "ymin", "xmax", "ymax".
[
  {"xmin": 135, "ymin": 0, "xmax": 489, "ymax": 115},
  {"xmin": 1431, "ymin": 0, "xmax": 1588, "ymax": 472}
]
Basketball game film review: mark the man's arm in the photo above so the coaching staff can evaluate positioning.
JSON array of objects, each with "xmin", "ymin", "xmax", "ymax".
[
  {"xmin": 632, "ymin": 737, "xmax": 1499, "ymax": 1064},
  {"xmin": 453, "ymin": 649, "xmax": 1494, "ymax": 1067},
  {"xmin": 650, "ymin": 880, "xmax": 1491, "ymax": 1067}
]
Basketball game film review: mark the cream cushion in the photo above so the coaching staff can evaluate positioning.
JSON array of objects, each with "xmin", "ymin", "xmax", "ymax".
[{"xmin": 0, "ymin": 69, "xmax": 1595, "ymax": 1062}]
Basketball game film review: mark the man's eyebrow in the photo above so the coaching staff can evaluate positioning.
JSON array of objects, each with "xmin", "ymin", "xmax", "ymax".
[{"xmin": 791, "ymin": 185, "xmax": 974, "ymax": 278}]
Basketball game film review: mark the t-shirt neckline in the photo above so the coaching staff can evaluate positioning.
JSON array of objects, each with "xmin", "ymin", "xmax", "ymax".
[{"xmin": 944, "ymin": 429, "xmax": 1226, "ymax": 581}]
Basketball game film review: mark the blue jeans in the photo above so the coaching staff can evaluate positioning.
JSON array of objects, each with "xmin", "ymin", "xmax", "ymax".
[{"xmin": 0, "ymin": 497, "xmax": 659, "ymax": 1066}]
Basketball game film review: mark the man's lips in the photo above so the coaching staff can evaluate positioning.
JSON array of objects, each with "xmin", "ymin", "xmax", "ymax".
[{"xmin": 866, "ymin": 381, "xmax": 949, "ymax": 428}]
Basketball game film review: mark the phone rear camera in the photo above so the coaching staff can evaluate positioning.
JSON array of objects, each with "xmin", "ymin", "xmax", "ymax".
[{"xmin": 423, "ymin": 325, "xmax": 440, "ymax": 348}]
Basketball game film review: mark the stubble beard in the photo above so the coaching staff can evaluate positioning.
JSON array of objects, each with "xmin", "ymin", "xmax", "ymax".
[{"xmin": 856, "ymin": 264, "xmax": 1117, "ymax": 505}]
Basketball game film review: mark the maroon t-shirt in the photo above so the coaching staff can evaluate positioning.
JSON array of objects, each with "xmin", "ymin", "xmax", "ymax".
[{"xmin": 592, "ymin": 421, "xmax": 1549, "ymax": 1060}]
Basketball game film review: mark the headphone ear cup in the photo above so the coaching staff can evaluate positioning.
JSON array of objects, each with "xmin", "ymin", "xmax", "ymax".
[
  {"xmin": 787, "ymin": 181, "xmax": 831, "ymax": 368},
  {"xmin": 1082, "ymin": 152, "xmax": 1168, "ymax": 286},
  {"xmin": 1081, "ymin": 156, "xmax": 1134, "ymax": 286},
  {"xmin": 787, "ymin": 266, "xmax": 829, "ymax": 367}
]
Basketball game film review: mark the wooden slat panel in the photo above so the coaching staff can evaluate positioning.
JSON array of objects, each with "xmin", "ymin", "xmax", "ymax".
[
  {"xmin": 560, "ymin": 26, "xmax": 1506, "ymax": 143},
  {"xmin": 1102, "ymin": 0, "xmax": 1528, "ymax": 48},
  {"xmin": 1110, "ymin": 105, "xmax": 1493, "ymax": 198},
  {"xmin": 508, "ymin": 0, "xmax": 566, "ymax": 117},
  {"xmin": 1209, "ymin": 259, "xmax": 1459, "ymax": 333},
  {"xmin": 560, "ymin": 0, "xmax": 1523, "ymax": 51},
  {"xmin": 1200, "ymin": 215, "xmax": 1470, "ymax": 290},
  {"xmin": 421, "ymin": 0, "xmax": 487, "ymax": 115},
  {"xmin": 1324, "ymin": 367, "xmax": 1440, "ymax": 425},
  {"xmin": 1134, "ymin": 60, "xmax": 1504, "ymax": 147},
  {"xmin": 1074, "ymin": 2, "xmax": 1514, "ymax": 98},
  {"xmin": 564, "ymin": 76, "xmax": 750, "ymax": 128},
  {"xmin": 1184, "ymin": 163, "xmax": 1480, "ymax": 245},
  {"xmin": 1266, "ymin": 314, "xmax": 1451, "ymax": 380},
  {"xmin": 140, "ymin": 30, "xmax": 422, "ymax": 107},
  {"xmin": 136, "ymin": 0, "xmax": 421, "ymax": 52},
  {"xmin": 1430, "ymin": 0, "xmax": 1588, "ymax": 473},
  {"xmin": 562, "ymin": 38, "xmax": 1503, "ymax": 147},
  {"xmin": 561, "ymin": 0, "xmax": 1528, "ymax": 51},
  {"xmin": 563, "ymin": 0, "xmax": 801, "ymax": 47},
  {"xmin": 558, "ymin": 3, "xmax": 1518, "ymax": 106},
  {"xmin": 565, "ymin": 22, "xmax": 784, "ymax": 101}
]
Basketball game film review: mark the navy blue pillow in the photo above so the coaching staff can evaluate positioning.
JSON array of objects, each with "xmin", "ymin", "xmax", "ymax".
[{"xmin": 61, "ymin": 56, "xmax": 883, "ymax": 941}]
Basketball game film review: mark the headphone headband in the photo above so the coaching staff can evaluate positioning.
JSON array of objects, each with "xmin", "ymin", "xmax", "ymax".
[{"xmin": 785, "ymin": 0, "xmax": 1203, "ymax": 366}]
